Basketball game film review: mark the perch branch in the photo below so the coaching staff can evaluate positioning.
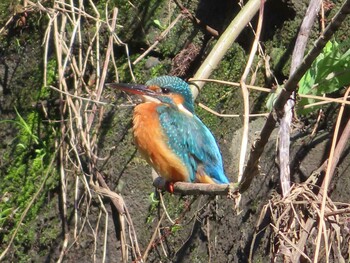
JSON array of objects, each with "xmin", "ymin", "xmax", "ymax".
[
  {"xmin": 239, "ymin": 0, "xmax": 350, "ymax": 193},
  {"xmin": 153, "ymin": 177, "xmax": 238, "ymax": 196}
]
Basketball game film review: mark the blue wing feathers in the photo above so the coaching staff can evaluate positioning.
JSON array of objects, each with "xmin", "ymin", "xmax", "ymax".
[{"xmin": 157, "ymin": 105, "xmax": 229, "ymax": 184}]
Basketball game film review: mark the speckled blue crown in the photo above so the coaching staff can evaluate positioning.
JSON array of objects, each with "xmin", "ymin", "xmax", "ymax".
[{"xmin": 146, "ymin": 76, "xmax": 195, "ymax": 113}]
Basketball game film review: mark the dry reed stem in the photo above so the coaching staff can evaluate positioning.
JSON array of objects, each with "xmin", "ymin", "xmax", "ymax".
[
  {"xmin": 314, "ymin": 86, "xmax": 350, "ymax": 262},
  {"xmin": 190, "ymin": 78, "xmax": 350, "ymax": 106},
  {"xmin": 142, "ymin": 213, "xmax": 166, "ymax": 262},
  {"xmin": 291, "ymin": 118, "xmax": 350, "ymax": 261},
  {"xmin": 198, "ymin": 103, "xmax": 269, "ymax": 118},
  {"xmin": 270, "ymin": 224, "xmax": 312, "ymax": 262},
  {"xmin": 304, "ymin": 95, "xmax": 350, "ymax": 108},
  {"xmin": 159, "ymin": 191, "xmax": 176, "ymax": 224},
  {"xmin": 92, "ymin": 202, "xmax": 103, "ymax": 263},
  {"xmin": 158, "ymin": 227, "xmax": 168, "ymax": 257},
  {"xmin": 238, "ymin": 0, "xmax": 264, "ymax": 183}
]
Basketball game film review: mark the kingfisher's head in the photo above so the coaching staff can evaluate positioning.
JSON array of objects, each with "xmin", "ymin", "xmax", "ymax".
[{"xmin": 107, "ymin": 76, "xmax": 195, "ymax": 114}]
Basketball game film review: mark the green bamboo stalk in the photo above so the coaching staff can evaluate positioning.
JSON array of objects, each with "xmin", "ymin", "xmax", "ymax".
[{"xmin": 190, "ymin": 0, "xmax": 261, "ymax": 99}]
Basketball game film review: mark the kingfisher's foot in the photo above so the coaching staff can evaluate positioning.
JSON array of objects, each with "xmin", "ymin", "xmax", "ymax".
[{"xmin": 165, "ymin": 181, "xmax": 174, "ymax": 194}]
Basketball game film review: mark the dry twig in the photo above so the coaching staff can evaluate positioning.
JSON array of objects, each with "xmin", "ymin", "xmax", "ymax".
[{"xmin": 190, "ymin": 78, "xmax": 350, "ymax": 106}]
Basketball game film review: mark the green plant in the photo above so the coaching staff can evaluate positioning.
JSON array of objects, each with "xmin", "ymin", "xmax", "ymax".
[
  {"xmin": 266, "ymin": 84, "xmax": 283, "ymax": 111},
  {"xmin": 266, "ymin": 40, "xmax": 350, "ymax": 114},
  {"xmin": 146, "ymin": 192, "xmax": 160, "ymax": 224},
  {"xmin": 153, "ymin": 19, "xmax": 165, "ymax": 30},
  {"xmin": 170, "ymin": 224, "xmax": 182, "ymax": 234},
  {"xmin": 0, "ymin": 111, "xmax": 41, "ymax": 223},
  {"xmin": 0, "ymin": 108, "xmax": 58, "ymax": 257},
  {"xmin": 297, "ymin": 40, "xmax": 350, "ymax": 113}
]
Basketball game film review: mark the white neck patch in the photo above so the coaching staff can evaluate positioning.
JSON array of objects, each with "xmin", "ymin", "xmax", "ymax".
[
  {"xmin": 177, "ymin": 103, "xmax": 193, "ymax": 116},
  {"xmin": 142, "ymin": 95, "xmax": 161, "ymax": 103},
  {"xmin": 142, "ymin": 95, "xmax": 193, "ymax": 116}
]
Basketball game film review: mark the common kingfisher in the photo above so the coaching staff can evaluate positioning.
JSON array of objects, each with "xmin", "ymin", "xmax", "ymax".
[{"xmin": 107, "ymin": 76, "xmax": 229, "ymax": 190}]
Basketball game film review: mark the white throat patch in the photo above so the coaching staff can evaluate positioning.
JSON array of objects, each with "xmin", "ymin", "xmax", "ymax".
[
  {"xmin": 142, "ymin": 95, "xmax": 161, "ymax": 103},
  {"xmin": 177, "ymin": 103, "xmax": 193, "ymax": 116}
]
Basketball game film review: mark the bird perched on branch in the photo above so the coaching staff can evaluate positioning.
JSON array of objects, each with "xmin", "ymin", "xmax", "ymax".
[{"xmin": 107, "ymin": 76, "xmax": 229, "ymax": 192}]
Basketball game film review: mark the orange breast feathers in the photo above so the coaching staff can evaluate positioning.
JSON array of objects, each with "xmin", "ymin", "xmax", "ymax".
[{"xmin": 132, "ymin": 102, "xmax": 190, "ymax": 182}]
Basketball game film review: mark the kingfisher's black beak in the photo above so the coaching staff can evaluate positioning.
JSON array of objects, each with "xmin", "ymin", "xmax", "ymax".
[{"xmin": 106, "ymin": 83, "xmax": 157, "ymax": 96}]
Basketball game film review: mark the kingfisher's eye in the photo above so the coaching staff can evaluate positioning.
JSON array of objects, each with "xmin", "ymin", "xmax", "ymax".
[{"xmin": 161, "ymin": 87, "xmax": 170, "ymax": 94}]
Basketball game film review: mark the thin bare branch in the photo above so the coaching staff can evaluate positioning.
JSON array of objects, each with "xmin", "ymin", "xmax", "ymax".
[{"xmin": 278, "ymin": 0, "xmax": 322, "ymax": 197}]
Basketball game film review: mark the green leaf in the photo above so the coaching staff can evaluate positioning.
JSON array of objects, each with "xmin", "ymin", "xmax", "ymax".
[
  {"xmin": 149, "ymin": 192, "xmax": 159, "ymax": 204},
  {"xmin": 298, "ymin": 40, "xmax": 350, "ymax": 114},
  {"xmin": 171, "ymin": 224, "xmax": 182, "ymax": 234},
  {"xmin": 153, "ymin": 19, "xmax": 165, "ymax": 30},
  {"xmin": 266, "ymin": 84, "xmax": 283, "ymax": 111}
]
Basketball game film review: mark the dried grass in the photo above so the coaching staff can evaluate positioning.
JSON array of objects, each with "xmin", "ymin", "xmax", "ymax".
[
  {"xmin": 31, "ymin": 0, "xmax": 139, "ymax": 262},
  {"xmin": 251, "ymin": 183, "xmax": 350, "ymax": 262}
]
